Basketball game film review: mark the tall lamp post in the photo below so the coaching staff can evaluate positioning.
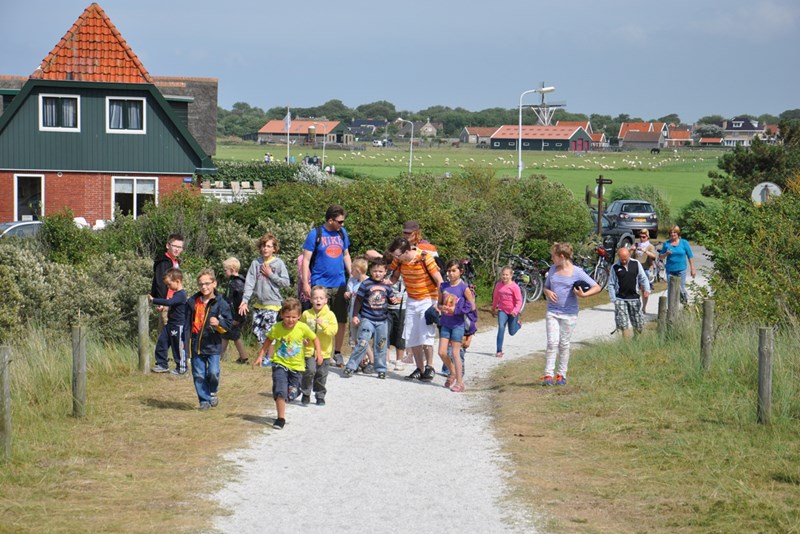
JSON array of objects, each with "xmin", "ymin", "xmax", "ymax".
[
  {"xmin": 398, "ymin": 118, "xmax": 414, "ymax": 176},
  {"xmin": 311, "ymin": 122, "xmax": 328, "ymax": 170},
  {"xmin": 518, "ymin": 86, "xmax": 555, "ymax": 179}
]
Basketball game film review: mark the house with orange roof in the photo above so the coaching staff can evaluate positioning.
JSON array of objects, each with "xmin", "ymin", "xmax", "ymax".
[
  {"xmin": 257, "ymin": 119, "xmax": 352, "ymax": 146},
  {"xmin": 590, "ymin": 132, "xmax": 608, "ymax": 149},
  {"xmin": 490, "ymin": 125, "xmax": 591, "ymax": 152},
  {"xmin": 665, "ymin": 128, "xmax": 692, "ymax": 147},
  {"xmin": 699, "ymin": 137, "xmax": 723, "ymax": 147},
  {"xmin": 618, "ymin": 121, "xmax": 669, "ymax": 148},
  {"xmin": 0, "ymin": 3, "xmax": 216, "ymax": 226},
  {"xmin": 459, "ymin": 126, "xmax": 500, "ymax": 145},
  {"xmin": 556, "ymin": 120, "xmax": 593, "ymax": 135}
]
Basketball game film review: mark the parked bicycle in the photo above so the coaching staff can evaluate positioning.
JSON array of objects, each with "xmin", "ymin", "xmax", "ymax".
[
  {"xmin": 501, "ymin": 253, "xmax": 546, "ymax": 311},
  {"xmin": 459, "ymin": 257, "xmax": 478, "ymax": 300}
]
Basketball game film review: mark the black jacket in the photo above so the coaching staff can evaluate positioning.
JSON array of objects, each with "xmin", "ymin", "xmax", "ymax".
[
  {"xmin": 225, "ymin": 274, "xmax": 246, "ymax": 323},
  {"xmin": 151, "ymin": 253, "xmax": 180, "ymax": 299},
  {"xmin": 184, "ymin": 290, "xmax": 233, "ymax": 357}
]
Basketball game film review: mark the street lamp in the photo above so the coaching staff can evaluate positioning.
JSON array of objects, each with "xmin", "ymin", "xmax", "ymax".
[
  {"xmin": 518, "ymin": 85, "xmax": 555, "ymax": 179},
  {"xmin": 397, "ymin": 118, "xmax": 414, "ymax": 176},
  {"xmin": 311, "ymin": 122, "xmax": 328, "ymax": 170}
]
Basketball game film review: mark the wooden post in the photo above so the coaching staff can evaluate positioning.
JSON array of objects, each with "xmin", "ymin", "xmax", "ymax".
[
  {"xmin": 72, "ymin": 326, "xmax": 87, "ymax": 418},
  {"xmin": 757, "ymin": 327, "xmax": 773, "ymax": 425},
  {"xmin": 1, "ymin": 347, "xmax": 11, "ymax": 461},
  {"xmin": 138, "ymin": 295, "xmax": 150, "ymax": 373},
  {"xmin": 667, "ymin": 275, "xmax": 681, "ymax": 325},
  {"xmin": 657, "ymin": 296, "xmax": 667, "ymax": 334},
  {"xmin": 701, "ymin": 299, "xmax": 714, "ymax": 371}
]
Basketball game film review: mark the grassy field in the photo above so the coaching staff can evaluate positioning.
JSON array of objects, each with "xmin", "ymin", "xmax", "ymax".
[{"xmin": 216, "ymin": 143, "xmax": 723, "ymax": 213}]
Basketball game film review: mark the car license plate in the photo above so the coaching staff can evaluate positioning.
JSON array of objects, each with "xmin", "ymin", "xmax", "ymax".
[{"xmin": 633, "ymin": 217, "xmax": 646, "ymax": 222}]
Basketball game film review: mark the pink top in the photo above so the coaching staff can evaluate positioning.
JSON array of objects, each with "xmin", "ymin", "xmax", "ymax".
[{"xmin": 492, "ymin": 281, "xmax": 522, "ymax": 315}]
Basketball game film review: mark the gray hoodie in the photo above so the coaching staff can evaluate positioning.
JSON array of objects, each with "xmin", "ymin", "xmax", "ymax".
[{"xmin": 242, "ymin": 256, "xmax": 291, "ymax": 307}]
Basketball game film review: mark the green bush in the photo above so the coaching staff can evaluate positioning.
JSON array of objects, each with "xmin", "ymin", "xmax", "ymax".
[
  {"xmin": 0, "ymin": 265, "xmax": 24, "ymax": 343},
  {"xmin": 212, "ymin": 160, "xmax": 299, "ymax": 187},
  {"xmin": 40, "ymin": 210, "xmax": 101, "ymax": 265}
]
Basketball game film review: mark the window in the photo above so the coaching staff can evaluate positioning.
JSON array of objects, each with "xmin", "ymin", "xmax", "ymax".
[
  {"xmin": 113, "ymin": 177, "xmax": 156, "ymax": 218},
  {"xmin": 509, "ymin": 141, "xmax": 516, "ymax": 147},
  {"xmin": 106, "ymin": 97, "xmax": 146, "ymax": 133},
  {"xmin": 39, "ymin": 94, "xmax": 80, "ymax": 131},
  {"xmin": 493, "ymin": 142, "xmax": 500, "ymax": 147}
]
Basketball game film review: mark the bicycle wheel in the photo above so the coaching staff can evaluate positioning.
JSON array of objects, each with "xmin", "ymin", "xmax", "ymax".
[
  {"xmin": 592, "ymin": 260, "xmax": 610, "ymax": 290},
  {"xmin": 526, "ymin": 272, "xmax": 544, "ymax": 302},
  {"xmin": 515, "ymin": 281, "xmax": 527, "ymax": 314}
]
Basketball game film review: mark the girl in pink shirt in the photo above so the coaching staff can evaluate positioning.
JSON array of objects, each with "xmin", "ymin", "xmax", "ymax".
[{"xmin": 492, "ymin": 266, "xmax": 522, "ymax": 358}]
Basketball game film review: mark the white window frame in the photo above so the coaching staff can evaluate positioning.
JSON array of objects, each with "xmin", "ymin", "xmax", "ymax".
[
  {"xmin": 106, "ymin": 96, "xmax": 147, "ymax": 134},
  {"xmin": 493, "ymin": 141, "xmax": 500, "ymax": 147},
  {"xmin": 509, "ymin": 141, "xmax": 516, "ymax": 147},
  {"xmin": 14, "ymin": 174, "xmax": 45, "ymax": 221},
  {"xmin": 38, "ymin": 94, "xmax": 80, "ymax": 132},
  {"xmin": 111, "ymin": 176, "xmax": 158, "ymax": 219}
]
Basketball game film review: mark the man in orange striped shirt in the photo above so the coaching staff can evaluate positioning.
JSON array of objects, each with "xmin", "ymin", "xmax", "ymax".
[{"xmin": 388, "ymin": 236, "xmax": 443, "ymax": 381}]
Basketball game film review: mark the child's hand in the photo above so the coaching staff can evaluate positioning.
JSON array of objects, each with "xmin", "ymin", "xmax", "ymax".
[
  {"xmin": 462, "ymin": 335, "xmax": 473, "ymax": 350},
  {"xmin": 344, "ymin": 291, "xmax": 352, "ymax": 300},
  {"xmin": 352, "ymin": 316, "xmax": 360, "ymax": 327},
  {"xmin": 260, "ymin": 263, "xmax": 273, "ymax": 277},
  {"xmin": 147, "ymin": 295, "xmax": 153, "ymax": 303},
  {"xmin": 252, "ymin": 355, "xmax": 263, "ymax": 369},
  {"xmin": 389, "ymin": 296, "xmax": 400, "ymax": 304},
  {"xmin": 315, "ymin": 352, "xmax": 323, "ymax": 366},
  {"xmin": 238, "ymin": 302, "xmax": 249, "ymax": 316},
  {"xmin": 209, "ymin": 316, "xmax": 219, "ymax": 327}
]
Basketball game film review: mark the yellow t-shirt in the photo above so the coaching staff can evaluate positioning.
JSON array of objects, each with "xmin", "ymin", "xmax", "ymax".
[
  {"xmin": 301, "ymin": 305, "xmax": 338, "ymax": 359},
  {"xmin": 267, "ymin": 321, "xmax": 316, "ymax": 372}
]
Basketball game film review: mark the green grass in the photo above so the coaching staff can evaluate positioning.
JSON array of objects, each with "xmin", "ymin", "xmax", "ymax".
[{"xmin": 216, "ymin": 142, "xmax": 722, "ymax": 213}]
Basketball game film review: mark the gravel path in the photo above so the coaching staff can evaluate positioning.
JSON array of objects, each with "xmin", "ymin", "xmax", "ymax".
[{"xmin": 212, "ymin": 249, "xmax": 710, "ymax": 533}]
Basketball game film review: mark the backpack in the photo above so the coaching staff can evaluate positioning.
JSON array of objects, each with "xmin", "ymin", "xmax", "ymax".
[{"xmin": 420, "ymin": 251, "xmax": 444, "ymax": 287}]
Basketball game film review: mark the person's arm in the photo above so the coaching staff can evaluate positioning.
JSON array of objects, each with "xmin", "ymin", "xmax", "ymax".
[
  {"xmin": 317, "ymin": 310, "xmax": 339, "ymax": 337},
  {"xmin": 240, "ymin": 261, "xmax": 258, "ymax": 315},
  {"xmin": 269, "ymin": 259, "xmax": 291, "ymax": 289},
  {"xmin": 301, "ymin": 249, "xmax": 313, "ymax": 298},
  {"xmin": 313, "ymin": 335, "xmax": 323, "ymax": 365},
  {"xmin": 342, "ymin": 234, "xmax": 352, "ymax": 278},
  {"xmin": 254, "ymin": 338, "xmax": 274, "ymax": 368},
  {"xmin": 576, "ymin": 272, "xmax": 602, "ymax": 298},
  {"xmin": 636, "ymin": 261, "xmax": 651, "ymax": 295},
  {"xmin": 464, "ymin": 287, "xmax": 475, "ymax": 311},
  {"xmin": 151, "ymin": 291, "xmax": 186, "ymax": 307},
  {"xmin": 607, "ymin": 266, "xmax": 618, "ymax": 302},
  {"xmin": 389, "ymin": 260, "xmax": 401, "ymax": 284},
  {"xmin": 510, "ymin": 283, "xmax": 523, "ymax": 315},
  {"xmin": 685, "ymin": 240, "xmax": 696, "ymax": 277},
  {"xmin": 352, "ymin": 294, "xmax": 364, "ymax": 326}
]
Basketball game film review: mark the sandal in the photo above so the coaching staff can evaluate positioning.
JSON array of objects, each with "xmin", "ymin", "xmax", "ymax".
[
  {"xmin": 450, "ymin": 383, "xmax": 465, "ymax": 393},
  {"xmin": 235, "ymin": 357, "xmax": 249, "ymax": 364},
  {"xmin": 496, "ymin": 351, "xmax": 503, "ymax": 358},
  {"xmin": 444, "ymin": 375, "xmax": 455, "ymax": 389}
]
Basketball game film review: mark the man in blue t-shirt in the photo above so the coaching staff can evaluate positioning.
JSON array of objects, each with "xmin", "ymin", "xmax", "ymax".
[{"xmin": 301, "ymin": 204, "xmax": 352, "ymax": 364}]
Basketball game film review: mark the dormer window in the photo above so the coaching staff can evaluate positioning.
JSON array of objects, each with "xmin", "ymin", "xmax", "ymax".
[
  {"xmin": 107, "ymin": 97, "xmax": 146, "ymax": 134},
  {"xmin": 39, "ymin": 94, "xmax": 80, "ymax": 131},
  {"xmin": 732, "ymin": 121, "xmax": 743, "ymax": 128}
]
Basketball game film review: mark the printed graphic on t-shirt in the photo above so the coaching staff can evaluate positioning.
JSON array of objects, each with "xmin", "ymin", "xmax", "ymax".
[
  {"xmin": 274, "ymin": 337, "xmax": 303, "ymax": 359},
  {"xmin": 366, "ymin": 286, "xmax": 388, "ymax": 310},
  {"xmin": 441, "ymin": 292, "xmax": 459, "ymax": 316},
  {"xmin": 321, "ymin": 235, "xmax": 343, "ymax": 259}
]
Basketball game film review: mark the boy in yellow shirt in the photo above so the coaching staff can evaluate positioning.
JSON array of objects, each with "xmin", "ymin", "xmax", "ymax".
[{"xmin": 300, "ymin": 286, "xmax": 339, "ymax": 406}]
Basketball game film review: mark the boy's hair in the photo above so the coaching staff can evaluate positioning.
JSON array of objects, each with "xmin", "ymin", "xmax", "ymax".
[
  {"xmin": 163, "ymin": 268, "xmax": 183, "ymax": 283},
  {"xmin": 352, "ymin": 257, "xmax": 368, "ymax": 275},
  {"xmin": 197, "ymin": 268, "xmax": 216, "ymax": 282},
  {"xmin": 325, "ymin": 204, "xmax": 346, "ymax": 221},
  {"xmin": 445, "ymin": 259, "xmax": 462, "ymax": 272},
  {"xmin": 370, "ymin": 257, "xmax": 389, "ymax": 269},
  {"xmin": 387, "ymin": 236, "xmax": 412, "ymax": 256},
  {"xmin": 257, "ymin": 233, "xmax": 280, "ymax": 253},
  {"xmin": 551, "ymin": 242, "xmax": 574, "ymax": 261},
  {"xmin": 167, "ymin": 233, "xmax": 184, "ymax": 244},
  {"xmin": 280, "ymin": 297, "xmax": 302, "ymax": 315},
  {"xmin": 310, "ymin": 285, "xmax": 328, "ymax": 299},
  {"xmin": 222, "ymin": 257, "xmax": 240, "ymax": 272}
]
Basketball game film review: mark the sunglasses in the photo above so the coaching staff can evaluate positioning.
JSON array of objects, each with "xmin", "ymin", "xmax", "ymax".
[{"xmin": 333, "ymin": 219, "xmax": 345, "ymax": 225}]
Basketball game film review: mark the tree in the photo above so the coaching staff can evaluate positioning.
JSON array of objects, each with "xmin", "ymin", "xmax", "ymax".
[
  {"xmin": 657, "ymin": 113, "xmax": 681, "ymax": 125},
  {"xmin": 355, "ymin": 101, "xmax": 397, "ymax": 121},
  {"xmin": 697, "ymin": 114, "xmax": 725, "ymax": 125},
  {"xmin": 693, "ymin": 124, "xmax": 724, "ymax": 139},
  {"xmin": 779, "ymin": 109, "xmax": 800, "ymax": 121}
]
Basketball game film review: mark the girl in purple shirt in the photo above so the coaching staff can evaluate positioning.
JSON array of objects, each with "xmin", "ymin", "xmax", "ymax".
[
  {"xmin": 438, "ymin": 260, "xmax": 475, "ymax": 392},
  {"xmin": 541, "ymin": 242, "xmax": 601, "ymax": 386}
]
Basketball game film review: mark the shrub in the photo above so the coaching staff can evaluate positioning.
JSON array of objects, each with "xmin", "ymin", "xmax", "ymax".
[
  {"xmin": 212, "ymin": 160, "xmax": 299, "ymax": 187},
  {"xmin": 0, "ymin": 265, "xmax": 24, "ymax": 343},
  {"xmin": 40, "ymin": 210, "xmax": 101, "ymax": 265}
]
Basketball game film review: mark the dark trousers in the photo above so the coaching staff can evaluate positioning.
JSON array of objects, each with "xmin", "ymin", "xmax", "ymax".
[
  {"xmin": 155, "ymin": 323, "xmax": 186, "ymax": 372},
  {"xmin": 301, "ymin": 357, "xmax": 330, "ymax": 400}
]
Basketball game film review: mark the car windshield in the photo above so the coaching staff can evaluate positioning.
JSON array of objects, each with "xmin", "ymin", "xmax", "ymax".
[{"xmin": 621, "ymin": 203, "xmax": 653, "ymax": 213}]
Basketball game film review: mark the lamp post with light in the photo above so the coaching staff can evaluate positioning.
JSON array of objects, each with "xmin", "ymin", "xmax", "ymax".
[
  {"xmin": 518, "ymin": 85, "xmax": 555, "ymax": 179},
  {"xmin": 397, "ymin": 118, "xmax": 414, "ymax": 176}
]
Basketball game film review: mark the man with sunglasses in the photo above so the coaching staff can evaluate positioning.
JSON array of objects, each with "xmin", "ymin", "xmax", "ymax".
[{"xmin": 301, "ymin": 205, "xmax": 352, "ymax": 365}]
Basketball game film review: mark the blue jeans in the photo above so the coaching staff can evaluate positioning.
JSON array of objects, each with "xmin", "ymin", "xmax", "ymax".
[
  {"xmin": 346, "ymin": 318, "xmax": 388, "ymax": 373},
  {"xmin": 496, "ymin": 311, "xmax": 521, "ymax": 352},
  {"xmin": 191, "ymin": 353, "xmax": 220, "ymax": 404},
  {"xmin": 666, "ymin": 270, "xmax": 688, "ymax": 304}
]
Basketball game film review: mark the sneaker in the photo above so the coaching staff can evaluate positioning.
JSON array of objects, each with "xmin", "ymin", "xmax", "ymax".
[
  {"xmin": 343, "ymin": 367, "xmax": 354, "ymax": 377},
  {"xmin": 542, "ymin": 375, "xmax": 554, "ymax": 386},
  {"xmin": 170, "ymin": 369, "xmax": 187, "ymax": 376},
  {"xmin": 363, "ymin": 363, "xmax": 375, "ymax": 375},
  {"xmin": 261, "ymin": 358, "xmax": 272, "ymax": 368},
  {"xmin": 555, "ymin": 374, "xmax": 567, "ymax": 386},
  {"xmin": 151, "ymin": 365, "xmax": 169, "ymax": 373},
  {"xmin": 405, "ymin": 368, "xmax": 423, "ymax": 381},
  {"xmin": 209, "ymin": 396, "xmax": 219, "ymax": 408},
  {"xmin": 198, "ymin": 402, "xmax": 211, "ymax": 411},
  {"xmin": 333, "ymin": 352, "xmax": 344, "ymax": 368},
  {"xmin": 393, "ymin": 360, "xmax": 405, "ymax": 371},
  {"xmin": 301, "ymin": 394, "xmax": 310, "ymax": 406},
  {"xmin": 272, "ymin": 417, "xmax": 285, "ymax": 430},
  {"xmin": 316, "ymin": 398, "xmax": 326, "ymax": 406},
  {"xmin": 420, "ymin": 365, "xmax": 435, "ymax": 382},
  {"xmin": 377, "ymin": 372, "xmax": 386, "ymax": 379},
  {"xmin": 288, "ymin": 386, "xmax": 300, "ymax": 402}
]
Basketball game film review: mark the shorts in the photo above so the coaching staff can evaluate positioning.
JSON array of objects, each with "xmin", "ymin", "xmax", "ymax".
[
  {"xmin": 221, "ymin": 319, "xmax": 242, "ymax": 341},
  {"xmin": 320, "ymin": 286, "xmax": 348, "ymax": 324},
  {"xmin": 439, "ymin": 323, "xmax": 465, "ymax": 343},
  {"xmin": 271, "ymin": 363, "xmax": 302, "ymax": 400},
  {"xmin": 252, "ymin": 309, "xmax": 279, "ymax": 345},
  {"xmin": 403, "ymin": 297, "xmax": 436, "ymax": 348},
  {"xmin": 614, "ymin": 298, "xmax": 644, "ymax": 332},
  {"xmin": 387, "ymin": 307, "xmax": 406, "ymax": 349}
]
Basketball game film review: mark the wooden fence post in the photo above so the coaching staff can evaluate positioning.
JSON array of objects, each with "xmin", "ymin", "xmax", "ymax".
[
  {"xmin": 1, "ymin": 346, "xmax": 11, "ymax": 461},
  {"xmin": 757, "ymin": 327, "xmax": 773, "ymax": 425},
  {"xmin": 667, "ymin": 276, "xmax": 681, "ymax": 325},
  {"xmin": 138, "ymin": 295, "xmax": 150, "ymax": 373},
  {"xmin": 72, "ymin": 326, "xmax": 87, "ymax": 418},
  {"xmin": 657, "ymin": 296, "xmax": 667, "ymax": 334},
  {"xmin": 701, "ymin": 299, "xmax": 714, "ymax": 371}
]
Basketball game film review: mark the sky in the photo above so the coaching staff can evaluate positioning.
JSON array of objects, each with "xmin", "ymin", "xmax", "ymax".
[{"xmin": 2, "ymin": 0, "xmax": 798, "ymax": 124}]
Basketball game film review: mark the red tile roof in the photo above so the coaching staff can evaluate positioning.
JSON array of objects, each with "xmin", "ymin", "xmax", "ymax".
[
  {"xmin": 699, "ymin": 137, "xmax": 722, "ymax": 144},
  {"xmin": 465, "ymin": 126, "xmax": 500, "ymax": 137},
  {"xmin": 31, "ymin": 3, "xmax": 152, "ymax": 84},
  {"xmin": 618, "ymin": 122, "xmax": 652, "ymax": 138},
  {"xmin": 556, "ymin": 120, "xmax": 592, "ymax": 133},
  {"xmin": 258, "ymin": 119, "xmax": 340, "ymax": 135},
  {"xmin": 668, "ymin": 129, "xmax": 692, "ymax": 140},
  {"xmin": 590, "ymin": 132, "xmax": 606, "ymax": 143},
  {"xmin": 492, "ymin": 125, "xmax": 583, "ymax": 140}
]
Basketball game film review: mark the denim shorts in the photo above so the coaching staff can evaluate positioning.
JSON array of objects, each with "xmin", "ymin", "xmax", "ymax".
[
  {"xmin": 439, "ymin": 323, "xmax": 465, "ymax": 343},
  {"xmin": 271, "ymin": 363, "xmax": 301, "ymax": 400}
]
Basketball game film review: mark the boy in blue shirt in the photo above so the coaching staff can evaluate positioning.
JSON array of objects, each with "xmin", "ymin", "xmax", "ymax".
[
  {"xmin": 149, "ymin": 268, "xmax": 187, "ymax": 375},
  {"xmin": 343, "ymin": 258, "xmax": 396, "ymax": 380}
]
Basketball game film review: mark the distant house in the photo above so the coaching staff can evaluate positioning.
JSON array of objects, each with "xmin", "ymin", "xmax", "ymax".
[
  {"xmin": 490, "ymin": 125, "xmax": 591, "ymax": 152},
  {"xmin": 590, "ymin": 132, "xmax": 608, "ymax": 149},
  {"xmin": 618, "ymin": 121, "xmax": 669, "ymax": 144},
  {"xmin": 718, "ymin": 117, "xmax": 764, "ymax": 147},
  {"xmin": 459, "ymin": 126, "xmax": 500, "ymax": 145},
  {"xmin": 620, "ymin": 131, "xmax": 663, "ymax": 150},
  {"xmin": 349, "ymin": 118, "xmax": 388, "ymax": 137},
  {"xmin": 556, "ymin": 120, "xmax": 593, "ymax": 135},
  {"xmin": 698, "ymin": 137, "xmax": 723, "ymax": 147},
  {"xmin": 0, "ymin": 3, "xmax": 216, "ymax": 226},
  {"xmin": 665, "ymin": 128, "xmax": 692, "ymax": 147},
  {"xmin": 396, "ymin": 118, "xmax": 443, "ymax": 138},
  {"xmin": 257, "ymin": 119, "xmax": 352, "ymax": 146}
]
